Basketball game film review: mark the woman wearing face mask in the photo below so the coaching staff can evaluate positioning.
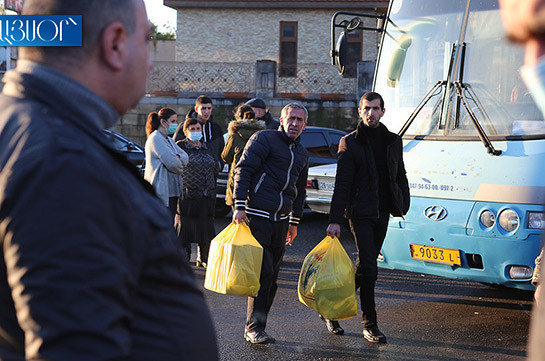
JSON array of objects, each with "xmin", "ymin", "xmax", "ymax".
[
  {"xmin": 144, "ymin": 107, "xmax": 189, "ymax": 220},
  {"xmin": 176, "ymin": 118, "xmax": 219, "ymax": 268}
]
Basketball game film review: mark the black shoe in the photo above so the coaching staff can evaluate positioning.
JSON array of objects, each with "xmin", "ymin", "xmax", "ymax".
[
  {"xmin": 363, "ymin": 326, "xmax": 387, "ymax": 343},
  {"xmin": 244, "ymin": 329, "xmax": 276, "ymax": 344},
  {"xmin": 319, "ymin": 315, "xmax": 344, "ymax": 335}
]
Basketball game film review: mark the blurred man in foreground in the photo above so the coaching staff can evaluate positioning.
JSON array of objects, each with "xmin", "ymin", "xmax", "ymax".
[
  {"xmin": 0, "ymin": 1, "xmax": 218, "ymax": 360},
  {"xmin": 500, "ymin": 1, "xmax": 545, "ymax": 360}
]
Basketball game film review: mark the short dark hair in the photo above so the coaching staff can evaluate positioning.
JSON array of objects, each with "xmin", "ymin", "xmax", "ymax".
[
  {"xmin": 183, "ymin": 118, "xmax": 201, "ymax": 133},
  {"xmin": 21, "ymin": 0, "xmax": 136, "ymax": 67},
  {"xmin": 359, "ymin": 92, "xmax": 385, "ymax": 110},
  {"xmin": 146, "ymin": 107, "xmax": 176, "ymax": 137},
  {"xmin": 195, "ymin": 95, "xmax": 213, "ymax": 107},
  {"xmin": 234, "ymin": 103, "xmax": 255, "ymax": 121}
]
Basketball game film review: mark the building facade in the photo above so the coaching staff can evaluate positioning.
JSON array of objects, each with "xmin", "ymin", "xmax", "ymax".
[{"xmin": 152, "ymin": 0, "xmax": 388, "ymax": 100}]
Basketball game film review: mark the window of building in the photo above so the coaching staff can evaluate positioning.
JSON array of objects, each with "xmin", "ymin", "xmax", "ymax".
[
  {"xmin": 279, "ymin": 22, "xmax": 297, "ymax": 77},
  {"xmin": 344, "ymin": 29, "xmax": 362, "ymax": 78}
]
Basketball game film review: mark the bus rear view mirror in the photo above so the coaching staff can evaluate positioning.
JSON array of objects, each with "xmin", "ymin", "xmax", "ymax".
[
  {"xmin": 387, "ymin": 33, "xmax": 412, "ymax": 87},
  {"xmin": 335, "ymin": 31, "xmax": 348, "ymax": 75}
]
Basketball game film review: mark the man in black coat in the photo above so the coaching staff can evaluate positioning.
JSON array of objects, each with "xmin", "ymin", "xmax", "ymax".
[{"xmin": 326, "ymin": 92, "xmax": 410, "ymax": 343}]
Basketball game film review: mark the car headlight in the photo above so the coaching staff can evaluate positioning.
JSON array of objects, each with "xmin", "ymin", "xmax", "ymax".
[
  {"xmin": 498, "ymin": 209, "xmax": 519, "ymax": 232},
  {"xmin": 528, "ymin": 212, "xmax": 545, "ymax": 229},
  {"xmin": 479, "ymin": 210, "xmax": 495, "ymax": 228}
]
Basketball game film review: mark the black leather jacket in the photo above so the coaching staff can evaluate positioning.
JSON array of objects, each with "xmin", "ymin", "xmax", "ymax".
[{"xmin": 329, "ymin": 121, "xmax": 410, "ymax": 223}]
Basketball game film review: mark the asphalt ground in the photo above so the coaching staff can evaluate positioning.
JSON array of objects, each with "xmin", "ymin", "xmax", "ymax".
[{"xmin": 189, "ymin": 211, "xmax": 534, "ymax": 361}]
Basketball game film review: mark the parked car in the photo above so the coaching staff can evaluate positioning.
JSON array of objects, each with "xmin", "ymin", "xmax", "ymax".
[
  {"xmin": 215, "ymin": 126, "xmax": 347, "ymax": 217},
  {"xmin": 305, "ymin": 163, "xmax": 337, "ymax": 214},
  {"xmin": 103, "ymin": 129, "xmax": 145, "ymax": 172}
]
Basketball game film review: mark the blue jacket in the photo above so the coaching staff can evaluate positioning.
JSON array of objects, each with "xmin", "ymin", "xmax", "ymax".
[
  {"xmin": 0, "ymin": 61, "xmax": 218, "ymax": 361},
  {"xmin": 233, "ymin": 129, "xmax": 309, "ymax": 225}
]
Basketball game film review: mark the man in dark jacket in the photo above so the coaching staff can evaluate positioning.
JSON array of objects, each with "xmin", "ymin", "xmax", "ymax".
[
  {"xmin": 174, "ymin": 95, "xmax": 224, "ymax": 166},
  {"xmin": 0, "ymin": 1, "xmax": 218, "ymax": 360},
  {"xmin": 326, "ymin": 92, "xmax": 410, "ymax": 344},
  {"xmin": 232, "ymin": 103, "xmax": 309, "ymax": 344},
  {"xmin": 245, "ymin": 97, "xmax": 281, "ymax": 130}
]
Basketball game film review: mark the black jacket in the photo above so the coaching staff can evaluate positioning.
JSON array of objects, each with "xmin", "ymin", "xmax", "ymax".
[
  {"xmin": 329, "ymin": 121, "xmax": 410, "ymax": 224},
  {"xmin": 173, "ymin": 108, "xmax": 225, "ymax": 167},
  {"xmin": 233, "ymin": 129, "xmax": 309, "ymax": 225},
  {"xmin": 0, "ymin": 61, "xmax": 218, "ymax": 361},
  {"xmin": 260, "ymin": 111, "xmax": 280, "ymax": 130}
]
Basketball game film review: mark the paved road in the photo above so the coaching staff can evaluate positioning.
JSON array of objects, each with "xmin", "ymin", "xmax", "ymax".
[{"xmin": 191, "ymin": 211, "xmax": 533, "ymax": 361}]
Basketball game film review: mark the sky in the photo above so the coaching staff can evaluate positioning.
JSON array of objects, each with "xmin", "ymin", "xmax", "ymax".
[{"xmin": 143, "ymin": 0, "xmax": 177, "ymax": 32}]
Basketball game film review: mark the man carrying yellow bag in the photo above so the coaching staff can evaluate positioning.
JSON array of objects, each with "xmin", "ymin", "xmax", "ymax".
[
  {"xmin": 232, "ymin": 103, "xmax": 309, "ymax": 344},
  {"xmin": 298, "ymin": 236, "xmax": 358, "ymax": 326},
  {"xmin": 204, "ymin": 222, "xmax": 263, "ymax": 297}
]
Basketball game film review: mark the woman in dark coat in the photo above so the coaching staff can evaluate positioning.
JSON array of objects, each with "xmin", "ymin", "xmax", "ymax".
[
  {"xmin": 176, "ymin": 118, "xmax": 219, "ymax": 268},
  {"xmin": 221, "ymin": 104, "xmax": 265, "ymax": 208}
]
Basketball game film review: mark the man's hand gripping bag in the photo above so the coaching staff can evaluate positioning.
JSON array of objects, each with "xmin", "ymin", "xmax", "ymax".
[
  {"xmin": 298, "ymin": 236, "xmax": 357, "ymax": 320},
  {"xmin": 204, "ymin": 222, "xmax": 263, "ymax": 297}
]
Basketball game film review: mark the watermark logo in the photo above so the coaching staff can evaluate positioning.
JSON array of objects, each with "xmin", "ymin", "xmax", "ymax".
[{"xmin": 0, "ymin": 15, "xmax": 82, "ymax": 46}]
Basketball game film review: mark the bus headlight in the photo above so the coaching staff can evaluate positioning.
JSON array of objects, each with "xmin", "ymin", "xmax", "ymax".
[
  {"xmin": 498, "ymin": 209, "xmax": 519, "ymax": 232},
  {"xmin": 527, "ymin": 212, "xmax": 545, "ymax": 229},
  {"xmin": 508, "ymin": 266, "xmax": 533, "ymax": 279},
  {"xmin": 479, "ymin": 210, "xmax": 495, "ymax": 228}
]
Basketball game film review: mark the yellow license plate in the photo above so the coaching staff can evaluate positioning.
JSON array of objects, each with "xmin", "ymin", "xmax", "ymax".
[{"xmin": 409, "ymin": 244, "xmax": 461, "ymax": 266}]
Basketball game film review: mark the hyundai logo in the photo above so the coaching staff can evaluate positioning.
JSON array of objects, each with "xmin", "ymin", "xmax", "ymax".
[{"xmin": 424, "ymin": 205, "xmax": 447, "ymax": 221}]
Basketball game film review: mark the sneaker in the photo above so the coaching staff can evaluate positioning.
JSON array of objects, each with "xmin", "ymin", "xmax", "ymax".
[
  {"xmin": 363, "ymin": 326, "xmax": 387, "ymax": 343},
  {"xmin": 244, "ymin": 329, "xmax": 276, "ymax": 344},
  {"xmin": 319, "ymin": 315, "xmax": 344, "ymax": 335},
  {"xmin": 195, "ymin": 260, "xmax": 207, "ymax": 269}
]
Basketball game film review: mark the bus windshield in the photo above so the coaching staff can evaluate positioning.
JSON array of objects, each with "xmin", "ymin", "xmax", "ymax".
[{"xmin": 376, "ymin": 0, "xmax": 545, "ymax": 139}]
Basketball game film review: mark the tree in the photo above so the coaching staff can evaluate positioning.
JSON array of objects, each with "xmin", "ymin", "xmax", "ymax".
[{"xmin": 151, "ymin": 22, "xmax": 176, "ymax": 40}]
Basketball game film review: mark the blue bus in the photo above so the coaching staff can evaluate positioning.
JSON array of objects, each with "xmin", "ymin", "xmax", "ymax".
[{"xmin": 332, "ymin": 0, "xmax": 545, "ymax": 290}]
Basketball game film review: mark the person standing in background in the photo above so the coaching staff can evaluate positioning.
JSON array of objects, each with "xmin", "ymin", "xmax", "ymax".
[
  {"xmin": 222, "ymin": 103, "xmax": 265, "ymax": 210},
  {"xmin": 144, "ymin": 107, "xmax": 188, "ymax": 220},
  {"xmin": 174, "ymin": 95, "xmax": 225, "ymax": 168},
  {"xmin": 245, "ymin": 97, "xmax": 280, "ymax": 130},
  {"xmin": 177, "ymin": 118, "xmax": 219, "ymax": 268}
]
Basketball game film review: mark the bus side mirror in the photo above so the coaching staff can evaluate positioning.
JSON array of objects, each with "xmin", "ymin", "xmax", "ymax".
[
  {"xmin": 387, "ymin": 33, "xmax": 412, "ymax": 87},
  {"xmin": 335, "ymin": 31, "xmax": 348, "ymax": 75}
]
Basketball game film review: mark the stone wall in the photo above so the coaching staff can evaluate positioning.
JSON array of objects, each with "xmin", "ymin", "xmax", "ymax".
[
  {"xmin": 163, "ymin": 8, "xmax": 381, "ymax": 97},
  {"xmin": 113, "ymin": 95, "xmax": 359, "ymax": 147}
]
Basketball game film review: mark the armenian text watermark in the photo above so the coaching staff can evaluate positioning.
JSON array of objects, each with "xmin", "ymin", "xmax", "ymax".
[{"xmin": 0, "ymin": 15, "xmax": 82, "ymax": 46}]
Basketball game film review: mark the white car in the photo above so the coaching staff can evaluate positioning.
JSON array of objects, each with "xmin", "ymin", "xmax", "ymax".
[{"xmin": 306, "ymin": 163, "xmax": 337, "ymax": 214}]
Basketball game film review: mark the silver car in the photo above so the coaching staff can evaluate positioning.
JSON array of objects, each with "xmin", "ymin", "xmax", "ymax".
[{"xmin": 306, "ymin": 163, "xmax": 337, "ymax": 214}]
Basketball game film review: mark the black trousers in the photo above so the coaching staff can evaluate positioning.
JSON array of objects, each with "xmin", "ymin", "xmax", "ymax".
[
  {"xmin": 245, "ymin": 216, "xmax": 289, "ymax": 332},
  {"xmin": 168, "ymin": 196, "xmax": 178, "ymax": 223},
  {"xmin": 350, "ymin": 211, "xmax": 389, "ymax": 328}
]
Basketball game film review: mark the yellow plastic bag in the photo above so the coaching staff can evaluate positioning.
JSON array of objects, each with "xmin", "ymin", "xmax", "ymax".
[
  {"xmin": 298, "ymin": 236, "xmax": 357, "ymax": 320},
  {"xmin": 204, "ymin": 222, "xmax": 263, "ymax": 297}
]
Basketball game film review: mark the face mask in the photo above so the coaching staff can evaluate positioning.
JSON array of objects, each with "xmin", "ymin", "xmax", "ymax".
[
  {"xmin": 521, "ymin": 58, "xmax": 545, "ymax": 118},
  {"xmin": 188, "ymin": 131, "xmax": 202, "ymax": 142},
  {"xmin": 166, "ymin": 123, "xmax": 177, "ymax": 136}
]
